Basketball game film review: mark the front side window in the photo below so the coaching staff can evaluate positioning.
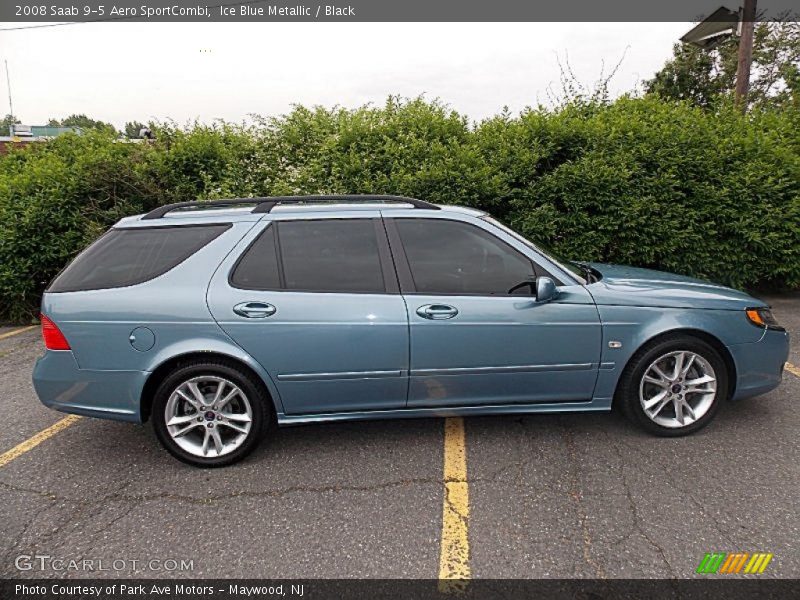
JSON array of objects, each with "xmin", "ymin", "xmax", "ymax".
[
  {"xmin": 480, "ymin": 215, "xmax": 584, "ymax": 283},
  {"xmin": 394, "ymin": 218, "xmax": 535, "ymax": 295},
  {"xmin": 231, "ymin": 219, "xmax": 386, "ymax": 294},
  {"xmin": 48, "ymin": 224, "xmax": 230, "ymax": 292}
]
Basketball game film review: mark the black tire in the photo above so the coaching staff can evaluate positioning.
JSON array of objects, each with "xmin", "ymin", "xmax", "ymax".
[
  {"xmin": 616, "ymin": 335, "xmax": 728, "ymax": 437},
  {"xmin": 152, "ymin": 359, "xmax": 271, "ymax": 467}
]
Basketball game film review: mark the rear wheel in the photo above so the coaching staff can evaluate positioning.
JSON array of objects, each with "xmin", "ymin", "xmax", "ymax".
[
  {"xmin": 617, "ymin": 336, "xmax": 728, "ymax": 436},
  {"xmin": 152, "ymin": 360, "xmax": 270, "ymax": 467}
]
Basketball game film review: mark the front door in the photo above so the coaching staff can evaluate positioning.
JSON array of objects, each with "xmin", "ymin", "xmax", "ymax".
[
  {"xmin": 208, "ymin": 215, "xmax": 409, "ymax": 415},
  {"xmin": 385, "ymin": 216, "xmax": 601, "ymax": 408}
]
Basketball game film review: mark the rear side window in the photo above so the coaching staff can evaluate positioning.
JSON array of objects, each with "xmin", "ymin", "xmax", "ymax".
[
  {"xmin": 231, "ymin": 219, "xmax": 386, "ymax": 293},
  {"xmin": 48, "ymin": 224, "xmax": 230, "ymax": 292},
  {"xmin": 229, "ymin": 224, "xmax": 281, "ymax": 290},
  {"xmin": 280, "ymin": 220, "xmax": 385, "ymax": 293}
]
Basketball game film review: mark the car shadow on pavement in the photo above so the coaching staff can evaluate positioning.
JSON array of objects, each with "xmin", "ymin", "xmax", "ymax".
[{"xmin": 50, "ymin": 387, "xmax": 788, "ymax": 475}]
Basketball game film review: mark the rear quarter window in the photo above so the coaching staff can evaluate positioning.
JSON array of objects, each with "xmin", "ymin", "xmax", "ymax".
[{"xmin": 48, "ymin": 224, "xmax": 230, "ymax": 292}]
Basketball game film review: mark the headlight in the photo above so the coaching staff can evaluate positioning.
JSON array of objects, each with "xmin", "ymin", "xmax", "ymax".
[{"xmin": 745, "ymin": 307, "xmax": 784, "ymax": 331}]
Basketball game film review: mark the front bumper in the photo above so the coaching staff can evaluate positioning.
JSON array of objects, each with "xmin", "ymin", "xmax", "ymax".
[
  {"xmin": 728, "ymin": 329, "xmax": 790, "ymax": 401},
  {"xmin": 32, "ymin": 350, "xmax": 148, "ymax": 422}
]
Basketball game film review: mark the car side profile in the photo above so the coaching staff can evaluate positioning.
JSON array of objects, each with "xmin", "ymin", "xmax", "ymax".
[{"xmin": 33, "ymin": 195, "xmax": 790, "ymax": 467}]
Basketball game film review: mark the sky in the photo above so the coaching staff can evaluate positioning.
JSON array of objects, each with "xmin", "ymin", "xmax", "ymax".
[{"xmin": 0, "ymin": 22, "xmax": 690, "ymax": 128}]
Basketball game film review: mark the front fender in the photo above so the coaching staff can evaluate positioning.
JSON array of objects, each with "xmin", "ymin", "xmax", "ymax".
[{"xmin": 592, "ymin": 306, "xmax": 760, "ymax": 402}]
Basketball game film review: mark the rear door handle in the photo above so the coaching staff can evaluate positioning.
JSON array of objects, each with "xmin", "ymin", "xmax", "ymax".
[
  {"xmin": 233, "ymin": 301, "xmax": 276, "ymax": 318},
  {"xmin": 416, "ymin": 304, "xmax": 459, "ymax": 320}
]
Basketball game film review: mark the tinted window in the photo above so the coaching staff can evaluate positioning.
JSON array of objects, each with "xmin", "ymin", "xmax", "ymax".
[
  {"xmin": 279, "ymin": 219, "xmax": 385, "ymax": 293},
  {"xmin": 395, "ymin": 219, "xmax": 535, "ymax": 295},
  {"xmin": 481, "ymin": 215, "xmax": 581, "ymax": 283},
  {"xmin": 49, "ymin": 224, "xmax": 230, "ymax": 292},
  {"xmin": 230, "ymin": 225, "xmax": 281, "ymax": 289}
]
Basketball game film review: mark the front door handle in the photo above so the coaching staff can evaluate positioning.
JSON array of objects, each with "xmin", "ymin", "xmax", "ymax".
[
  {"xmin": 233, "ymin": 301, "xmax": 277, "ymax": 318},
  {"xmin": 416, "ymin": 304, "xmax": 459, "ymax": 320}
]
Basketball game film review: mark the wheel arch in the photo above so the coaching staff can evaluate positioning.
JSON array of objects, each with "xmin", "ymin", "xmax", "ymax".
[
  {"xmin": 140, "ymin": 351, "xmax": 279, "ymax": 423},
  {"xmin": 614, "ymin": 328, "xmax": 737, "ymax": 403}
]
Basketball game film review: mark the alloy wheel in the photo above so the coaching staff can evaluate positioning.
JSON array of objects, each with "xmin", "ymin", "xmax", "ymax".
[
  {"xmin": 638, "ymin": 350, "xmax": 717, "ymax": 429},
  {"xmin": 164, "ymin": 376, "xmax": 253, "ymax": 458}
]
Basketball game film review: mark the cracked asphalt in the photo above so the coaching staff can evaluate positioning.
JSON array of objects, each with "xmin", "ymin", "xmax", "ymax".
[{"xmin": 1, "ymin": 292, "xmax": 798, "ymax": 580}]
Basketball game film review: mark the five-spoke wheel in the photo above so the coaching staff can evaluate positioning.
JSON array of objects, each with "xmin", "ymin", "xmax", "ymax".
[
  {"xmin": 153, "ymin": 360, "xmax": 269, "ymax": 467},
  {"xmin": 639, "ymin": 351, "xmax": 717, "ymax": 428},
  {"xmin": 165, "ymin": 376, "xmax": 254, "ymax": 458},
  {"xmin": 619, "ymin": 336, "xmax": 728, "ymax": 436}
]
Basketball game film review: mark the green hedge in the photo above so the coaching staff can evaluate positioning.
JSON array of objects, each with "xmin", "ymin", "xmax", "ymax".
[{"xmin": 1, "ymin": 96, "xmax": 798, "ymax": 322}]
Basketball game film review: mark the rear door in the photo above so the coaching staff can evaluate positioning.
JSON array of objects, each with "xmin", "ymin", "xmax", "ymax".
[
  {"xmin": 384, "ymin": 214, "xmax": 602, "ymax": 408},
  {"xmin": 207, "ymin": 213, "xmax": 409, "ymax": 415}
]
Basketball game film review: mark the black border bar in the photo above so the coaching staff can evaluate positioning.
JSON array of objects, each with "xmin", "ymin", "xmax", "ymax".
[
  {"xmin": 1, "ymin": 0, "xmax": 798, "ymax": 24},
  {"xmin": 3, "ymin": 579, "xmax": 800, "ymax": 600}
]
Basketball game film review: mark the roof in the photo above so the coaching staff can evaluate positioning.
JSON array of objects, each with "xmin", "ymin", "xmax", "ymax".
[
  {"xmin": 680, "ymin": 6, "xmax": 739, "ymax": 49},
  {"xmin": 117, "ymin": 196, "xmax": 486, "ymax": 227},
  {"xmin": 30, "ymin": 125, "xmax": 82, "ymax": 137}
]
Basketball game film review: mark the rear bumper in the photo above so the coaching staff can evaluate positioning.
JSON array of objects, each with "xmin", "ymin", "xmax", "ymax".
[
  {"xmin": 728, "ymin": 329, "xmax": 790, "ymax": 401},
  {"xmin": 32, "ymin": 350, "xmax": 147, "ymax": 423}
]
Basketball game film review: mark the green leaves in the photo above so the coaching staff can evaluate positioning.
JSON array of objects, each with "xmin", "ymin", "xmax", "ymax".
[
  {"xmin": 0, "ymin": 96, "xmax": 798, "ymax": 322},
  {"xmin": 646, "ymin": 20, "xmax": 800, "ymax": 110}
]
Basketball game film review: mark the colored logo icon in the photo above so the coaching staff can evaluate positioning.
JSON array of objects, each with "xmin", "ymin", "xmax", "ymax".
[{"xmin": 697, "ymin": 552, "xmax": 773, "ymax": 574}]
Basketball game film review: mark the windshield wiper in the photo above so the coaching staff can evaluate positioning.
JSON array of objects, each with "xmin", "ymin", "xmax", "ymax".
[{"xmin": 571, "ymin": 261, "xmax": 598, "ymax": 284}]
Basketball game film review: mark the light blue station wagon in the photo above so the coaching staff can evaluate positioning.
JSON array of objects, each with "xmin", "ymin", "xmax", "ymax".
[{"xmin": 33, "ymin": 196, "xmax": 789, "ymax": 466}]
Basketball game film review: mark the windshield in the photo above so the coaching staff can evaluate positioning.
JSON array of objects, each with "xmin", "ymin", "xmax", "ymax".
[{"xmin": 480, "ymin": 216, "xmax": 586, "ymax": 284}]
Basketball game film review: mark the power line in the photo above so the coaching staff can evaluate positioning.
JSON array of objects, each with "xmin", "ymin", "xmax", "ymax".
[{"xmin": 0, "ymin": 22, "xmax": 87, "ymax": 32}]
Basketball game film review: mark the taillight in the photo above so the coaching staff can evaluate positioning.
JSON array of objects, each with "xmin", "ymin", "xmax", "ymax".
[{"xmin": 40, "ymin": 314, "xmax": 71, "ymax": 350}]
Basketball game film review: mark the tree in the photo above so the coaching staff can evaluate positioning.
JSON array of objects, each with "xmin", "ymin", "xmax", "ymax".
[
  {"xmin": 646, "ymin": 19, "xmax": 800, "ymax": 109},
  {"xmin": 47, "ymin": 114, "xmax": 117, "ymax": 135},
  {"xmin": 1, "ymin": 114, "xmax": 20, "ymax": 135},
  {"xmin": 124, "ymin": 121, "xmax": 147, "ymax": 138}
]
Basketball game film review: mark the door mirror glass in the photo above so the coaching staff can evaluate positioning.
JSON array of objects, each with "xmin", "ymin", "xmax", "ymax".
[{"xmin": 536, "ymin": 276, "xmax": 558, "ymax": 303}]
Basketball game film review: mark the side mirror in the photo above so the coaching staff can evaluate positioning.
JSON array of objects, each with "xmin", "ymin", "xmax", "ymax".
[{"xmin": 535, "ymin": 276, "xmax": 558, "ymax": 303}]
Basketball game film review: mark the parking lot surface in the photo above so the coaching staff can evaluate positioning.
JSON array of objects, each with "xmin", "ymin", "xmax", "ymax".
[{"xmin": 1, "ymin": 293, "xmax": 798, "ymax": 579}]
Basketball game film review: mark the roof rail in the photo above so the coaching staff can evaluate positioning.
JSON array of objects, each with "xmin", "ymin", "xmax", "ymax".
[{"xmin": 140, "ymin": 195, "xmax": 440, "ymax": 220}]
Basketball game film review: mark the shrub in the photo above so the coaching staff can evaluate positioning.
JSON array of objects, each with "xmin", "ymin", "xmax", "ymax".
[
  {"xmin": 0, "ymin": 96, "xmax": 798, "ymax": 322},
  {"xmin": 500, "ymin": 97, "xmax": 800, "ymax": 288}
]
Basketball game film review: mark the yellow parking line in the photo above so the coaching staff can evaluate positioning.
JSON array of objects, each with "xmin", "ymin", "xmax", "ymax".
[
  {"xmin": 438, "ymin": 417, "xmax": 470, "ymax": 592},
  {"xmin": 785, "ymin": 362, "xmax": 800, "ymax": 378},
  {"xmin": 0, "ymin": 325, "xmax": 37, "ymax": 341},
  {"xmin": 0, "ymin": 415, "xmax": 81, "ymax": 468}
]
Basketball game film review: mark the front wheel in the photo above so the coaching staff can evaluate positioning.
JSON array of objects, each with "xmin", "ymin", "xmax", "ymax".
[
  {"xmin": 617, "ymin": 336, "xmax": 729, "ymax": 436},
  {"xmin": 152, "ymin": 360, "xmax": 270, "ymax": 467}
]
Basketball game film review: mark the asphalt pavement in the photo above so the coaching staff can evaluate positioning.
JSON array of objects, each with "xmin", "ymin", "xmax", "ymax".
[{"xmin": 1, "ymin": 293, "xmax": 798, "ymax": 580}]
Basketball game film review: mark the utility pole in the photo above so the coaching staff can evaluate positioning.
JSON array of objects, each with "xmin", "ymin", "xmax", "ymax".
[
  {"xmin": 734, "ymin": 0, "xmax": 757, "ymax": 110},
  {"xmin": 4, "ymin": 60, "xmax": 13, "ymax": 119}
]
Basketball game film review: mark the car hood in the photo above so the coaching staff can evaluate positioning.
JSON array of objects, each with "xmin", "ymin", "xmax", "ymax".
[{"xmin": 582, "ymin": 262, "xmax": 765, "ymax": 310}]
